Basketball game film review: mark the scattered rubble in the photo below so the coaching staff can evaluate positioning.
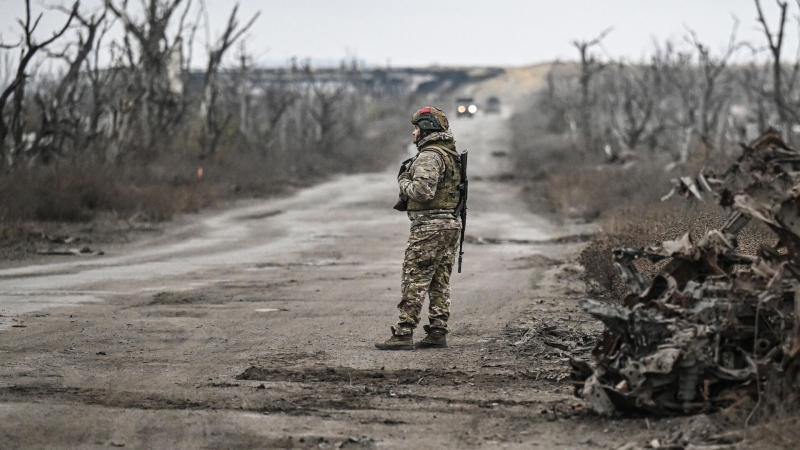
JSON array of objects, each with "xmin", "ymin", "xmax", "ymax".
[{"xmin": 573, "ymin": 129, "xmax": 800, "ymax": 416}]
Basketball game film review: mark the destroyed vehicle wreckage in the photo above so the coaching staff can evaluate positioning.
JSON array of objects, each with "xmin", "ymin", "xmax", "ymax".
[{"xmin": 573, "ymin": 129, "xmax": 800, "ymax": 416}]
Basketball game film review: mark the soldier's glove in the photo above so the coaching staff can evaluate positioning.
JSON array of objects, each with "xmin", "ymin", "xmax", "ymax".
[
  {"xmin": 397, "ymin": 157, "xmax": 413, "ymax": 178},
  {"xmin": 393, "ymin": 193, "xmax": 408, "ymax": 211}
]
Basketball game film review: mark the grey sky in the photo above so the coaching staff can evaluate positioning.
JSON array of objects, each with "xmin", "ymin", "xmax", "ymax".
[{"xmin": 0, "ymin": 0, "xmax": 795, "ymax": 67}]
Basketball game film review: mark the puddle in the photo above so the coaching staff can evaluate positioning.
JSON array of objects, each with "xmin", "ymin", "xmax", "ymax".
[{"xmin": 255, "ymin": 308, "xmax": 281, "ymax": 312}]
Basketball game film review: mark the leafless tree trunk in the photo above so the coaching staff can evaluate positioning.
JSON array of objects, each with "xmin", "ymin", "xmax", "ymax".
[
  {"xmin": 753, "ymin": 0, "xmax": 800, "ymax": 132},
  {"xmin": 29, "ymin": 8, "xmax": 107, "ymax": 165},
  {"xmin": 649, "ymin": 40, "xmax": 702, "ymax": 161},
  {"xmin": 602, "ymin": 62, "xmax": 657, "ymax": 155},
  {"xmin": 247, "ymin": 68, "xmax": 298, "ymax": 156},
  {"xmin": 0, "ymin": 0, "xmax": 77, "ymax": 169},
  {"xmin": 304, "ymin": 65, "xmax": 347, "ymax": 152},
  {"xmin": 105, "ymin": 0, "xmax": 193, "ymax": 156},
  {"xmin": 83, "ymin": 14, "xmax": 119, "ymax": 162},
  {"xmin": 572, "ymin": 27, "xmax": 612, "ymax": 153},
  {"xmin": 686, "ymin": 21, "xmax": 740, "ymax": 150},
  {"xmin": 199, "ymin": 3, "xmax": 259, "ymax": 157},
  {"xmin": 742, "ymin": 59, "xmax": 770, "ymax": 135}
]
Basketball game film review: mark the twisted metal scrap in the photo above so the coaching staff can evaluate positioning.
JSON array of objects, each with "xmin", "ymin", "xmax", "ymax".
[{"xmin": 574, "ymin": 129, "xmax": 800, "ymax": 416}]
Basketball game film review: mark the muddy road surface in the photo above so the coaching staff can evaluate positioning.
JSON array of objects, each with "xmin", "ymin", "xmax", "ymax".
[{"xmin": 0, "ymin": 106, "xmax": 663, "ymax": 449}]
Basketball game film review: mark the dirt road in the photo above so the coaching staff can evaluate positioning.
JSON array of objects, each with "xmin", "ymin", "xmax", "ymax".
[{"xmin": 0, "ymin": 102, "xmax": 667, "ymax": 449}]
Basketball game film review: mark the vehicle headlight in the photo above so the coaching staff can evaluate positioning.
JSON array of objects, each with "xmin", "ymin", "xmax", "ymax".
[
  {"xmin": 457, "ymin": 105, "xmax": 466, "ymax": 113},
  {"xmin": 468, "ymin": 105, "xmax": 477, "ymax": 114}
]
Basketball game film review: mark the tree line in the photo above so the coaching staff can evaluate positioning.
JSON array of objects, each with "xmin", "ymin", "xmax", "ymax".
[
  {"xmin": 0, "ymin": 0, "xmax": 397, "ymax": 176},
  {"xmin": 542, "ymin": 0, "xmax": 800, "ymax": 165}
]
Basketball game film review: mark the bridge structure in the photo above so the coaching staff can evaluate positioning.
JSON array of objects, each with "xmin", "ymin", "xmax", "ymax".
[{"xmin": 188, "ymin": 65, "xmax": 505, "ymax": 98}]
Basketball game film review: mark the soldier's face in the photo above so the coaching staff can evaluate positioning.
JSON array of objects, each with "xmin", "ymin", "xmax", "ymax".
[{"xmin": 412, "ymin": 125, "xmax": 420, "ymax": 140}]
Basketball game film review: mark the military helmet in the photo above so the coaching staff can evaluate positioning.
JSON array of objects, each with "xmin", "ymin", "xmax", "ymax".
[{"xmin": 411, "ymin": 106, "xmax": 449, "ymax": 132}]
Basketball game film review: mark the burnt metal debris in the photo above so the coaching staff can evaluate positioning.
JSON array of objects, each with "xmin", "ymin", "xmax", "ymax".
[{"xmin": 573, "ymin": 129, "xmax": 800, "ymax": 416}]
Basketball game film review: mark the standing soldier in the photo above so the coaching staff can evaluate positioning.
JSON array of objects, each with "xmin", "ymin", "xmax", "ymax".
[{"xmin": 375, "ymin": 106, "xmax": 462, "ymax": 350}]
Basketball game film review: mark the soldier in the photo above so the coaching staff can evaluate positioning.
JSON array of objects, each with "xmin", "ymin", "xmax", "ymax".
[{"xmin": 375, "ymin": 106, "xmax": 462, "ymax": 350}]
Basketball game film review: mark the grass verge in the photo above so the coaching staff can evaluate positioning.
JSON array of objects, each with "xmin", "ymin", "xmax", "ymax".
[{"xmin": 0, "ymin": 114, "xmax": 407, "ymax": 260}]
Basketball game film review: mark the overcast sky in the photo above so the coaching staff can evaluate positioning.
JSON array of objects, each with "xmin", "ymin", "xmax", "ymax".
[{"xmin": 0, "ymin": 0, "xmax": 797, "ymax": 68}]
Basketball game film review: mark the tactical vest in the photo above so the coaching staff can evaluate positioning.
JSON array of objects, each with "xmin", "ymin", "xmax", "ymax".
[{"xmin": 407, "ymin": 144, "xmax": 462, "ymax": 211}]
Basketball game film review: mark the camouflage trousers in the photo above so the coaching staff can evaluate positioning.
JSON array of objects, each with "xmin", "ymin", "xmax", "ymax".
[{"xmin": 395, "ymin": 228, "xmax": 460, "ymax": 335}]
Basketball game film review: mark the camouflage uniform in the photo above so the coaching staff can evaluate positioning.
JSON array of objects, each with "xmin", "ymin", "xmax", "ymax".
[{"xmin": 395, "ymin": 129, "xmax": 462, "ymax": 336}]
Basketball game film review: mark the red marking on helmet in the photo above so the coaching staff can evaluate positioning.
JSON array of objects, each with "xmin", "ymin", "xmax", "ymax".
[{"xmin": 419, "ymin": 107, "xmax": 431, "ymax": 114}]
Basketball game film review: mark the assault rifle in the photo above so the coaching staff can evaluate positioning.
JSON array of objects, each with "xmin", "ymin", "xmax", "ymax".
[
  {"xmin": 392, "ymin": 157, "xmax": 414, "ymax": 211},
  {"xmin": 453, "ymin": 150, "xmax": 468, "ymax": 273}
]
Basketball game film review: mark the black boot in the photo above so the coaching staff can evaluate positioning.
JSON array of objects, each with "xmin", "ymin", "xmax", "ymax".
[
  {"xmin": 415, "ymin": 325, "xmax": 447, "ymax": 349},
  {"xmin": 375, "ymin": 326, "xmax": 414, "ymax": 350}
]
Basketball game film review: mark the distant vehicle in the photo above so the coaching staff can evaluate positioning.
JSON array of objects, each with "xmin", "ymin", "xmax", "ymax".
[
  {"xmin": 485, "ymin": 97, "xmax": 501, "ymax": 114},
  {"xmin": 456, "ymin": 97, "xmax": 477, "ymax": 118}
]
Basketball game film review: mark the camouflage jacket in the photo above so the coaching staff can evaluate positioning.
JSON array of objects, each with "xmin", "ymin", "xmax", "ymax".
[{"xmin": 399, "ymin": 131, "xmax": 462, "ymax": 232}]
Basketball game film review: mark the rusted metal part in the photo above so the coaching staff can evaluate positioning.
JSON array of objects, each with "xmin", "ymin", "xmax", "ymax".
[{"xmin": 575, "ymin": 129, "xmax": 800, "ymax": 416}]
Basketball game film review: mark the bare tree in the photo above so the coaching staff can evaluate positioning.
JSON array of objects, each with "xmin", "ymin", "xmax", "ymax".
[
  {"xmin": 572, "ymin": 27, "xmax": 613, "ymax": 152},
  {"xmin": 647, "ymin": 40, "xmax": 705, "ymax": 162},
  {"xmin": 28, "ymin": 7, "xmax": 108, "ymax": 165},
  {"xmin": 81, "ymin": 12, "xmax": 121, "ymax": 162},
  {"xmin": 741, "ymin": 54, "xmax": 770, "ymax": 135},
  {"xmin": 752, "ymin": 0, "xmax": 800, "ymax": 131},
  {"xmin": 199, "ymin": 3, "xmax": 259, "ymax": 156},
  {"xmin": 0, "ymin": 0, "xmax": 77, "ymax": 168},
  {"xmin": 601, "ymin": 62, "xmax": 657, "ymax": 155},
  {"xmin": 245, "ymin": 67, "xmax": 298, "ymax": 156},
  {"xmin": 304, "ymin": 65, "xmax": 347, "ymax": 152},
  {"xmin": 104, "ymin": 0, "xmax": 193, "ymax": 155},
  {"xmin": 685, "ymin": 20, "xmax": 740, "ymax": 149}
]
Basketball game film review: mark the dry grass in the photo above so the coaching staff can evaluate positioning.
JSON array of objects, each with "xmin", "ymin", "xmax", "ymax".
[
  {"xmin": 745, "ymin": 419, "xmax": 800, "ymax": 449},
  {"xmin": 0, "ymin": 167, "xmax": 224, "ymax": 257},
  {"xmin": 545, "ymin": 163, "xmax": 674, "ymax": 219},
  {"xmin": 509, "ymin": 97, "xmax": 776, "ymax": 301},
  {"xmin": 0, "ymin": 168, "xmax": 220, "ymax": 224},
  {"xmin": 0, "ymin": 105, "xmax": 406, "ymax": 257},
  {"xmin": 0, "ymin": 222, "xmax": 39, "ymax": 253}
]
